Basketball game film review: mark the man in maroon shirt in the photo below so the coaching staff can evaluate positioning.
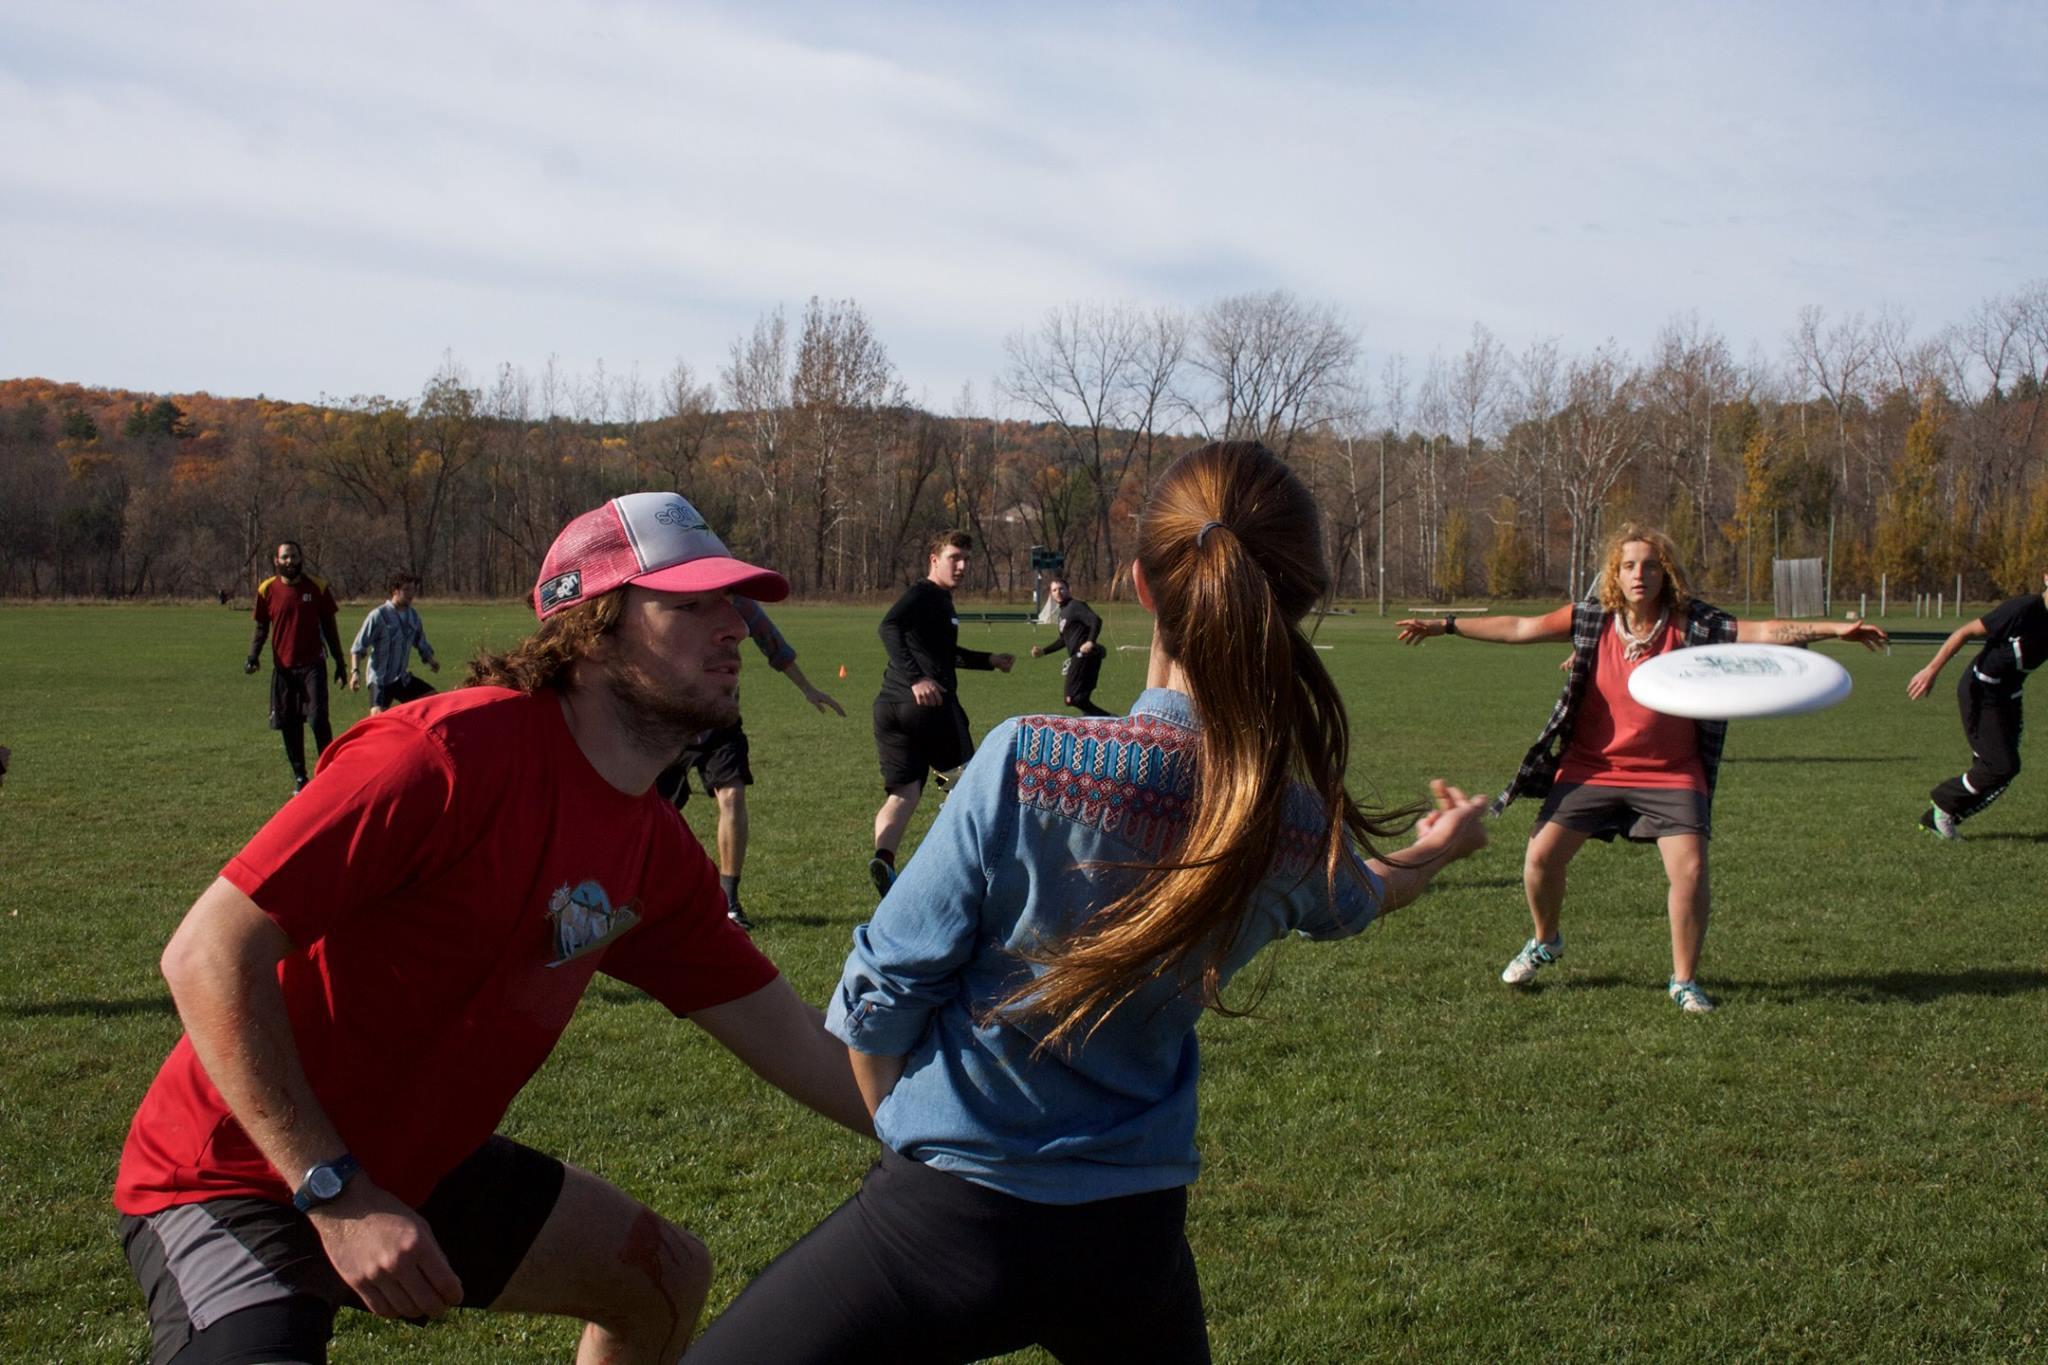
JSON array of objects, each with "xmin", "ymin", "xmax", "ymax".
[
  {"xmin": 125, "ymin": 495, "xmax": 870, "ymax": 1365},
  {"xmin": 244, "ymin": 541, "xmax": 347, "ymax": 793}
]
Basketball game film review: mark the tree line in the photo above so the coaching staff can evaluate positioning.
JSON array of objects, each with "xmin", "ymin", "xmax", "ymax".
[{"xmin": 3, "ymin": 282, "xmax": 2044, "ymax": 606}]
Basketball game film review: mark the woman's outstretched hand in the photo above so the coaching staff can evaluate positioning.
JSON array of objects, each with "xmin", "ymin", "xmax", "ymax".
[
  {"xmin": 1394, "ymin": 618, "xmax": 1441, "ymax": 645},
  {"xmin": 1413, "ymin": 780, "xmax": 1489, "ymax": 862}
]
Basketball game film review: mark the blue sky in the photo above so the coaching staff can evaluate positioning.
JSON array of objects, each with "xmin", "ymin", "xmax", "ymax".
[{"xmin": 2, "ymin": 0, "xmax": 2042, "ymax": 412}]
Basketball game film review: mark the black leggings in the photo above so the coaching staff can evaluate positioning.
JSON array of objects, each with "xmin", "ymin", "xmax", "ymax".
[{"xmin": 688, "ymin": 1147, "xmax": 1209, "ymax": 1365}]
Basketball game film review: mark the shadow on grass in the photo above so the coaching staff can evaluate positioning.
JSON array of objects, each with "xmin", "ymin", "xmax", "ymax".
[
  {"xmin": 1720, "ymin": 968, "xmax": 2048, "ymax": 1004},
  {"xmin": 1722, "ymin": 755, "xmax": 1913, "ymax": 765},
  {"xmin": 1963, "ymin": 830, "xmax": 2048, "ymax": 844},
  {"xmin": 2, "ymin": 995, "xmax": 175, "ymax": 1020},
  {"xmin": 1434, "ymin": 875, "xmax": 1523, "ymax": 891}
]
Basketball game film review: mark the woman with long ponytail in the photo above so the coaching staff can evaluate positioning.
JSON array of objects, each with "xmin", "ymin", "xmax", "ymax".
[{"xmin": 689, "ymin": 442, "xmax": 1489, "ymax": 1364}]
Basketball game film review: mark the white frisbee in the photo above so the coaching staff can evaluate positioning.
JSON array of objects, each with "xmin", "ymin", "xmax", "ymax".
[{"xmin": 1626, "ymin": 643, "xmax": 1852, "ymax": 720}]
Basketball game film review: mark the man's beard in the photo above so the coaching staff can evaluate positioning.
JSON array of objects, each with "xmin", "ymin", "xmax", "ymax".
[{"xmin": 603, "ymin": 654, "xmax": 740, "ymax": 760}]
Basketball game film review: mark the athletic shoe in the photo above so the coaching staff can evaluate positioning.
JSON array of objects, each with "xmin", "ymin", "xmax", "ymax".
[
  {"xmin": 1669, "ymin": 979, "xmax": 1716, "ymax": 1014},
  {"xmin": 293, "ymin": 776, "xmax": 310, "ymax": 795},
  {"xmin": 1500, "ymin": 937, "xmax": 1563, "ymax": 985},
  {"xmin": 726, "ymin": 905, "xmax": 754, "ymax": 933},
  {"xmin": 1917, "ymin": 807, "xmax": 1961, "ymax": 841},
  {"xmin": 868, "ymin": 855, "xmax": 897, "ymax": 900}
]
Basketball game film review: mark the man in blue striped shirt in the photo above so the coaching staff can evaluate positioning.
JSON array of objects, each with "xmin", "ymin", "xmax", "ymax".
[{"xmin": 347, "ymin": 573, "xmax": 441, "ymax": 714}]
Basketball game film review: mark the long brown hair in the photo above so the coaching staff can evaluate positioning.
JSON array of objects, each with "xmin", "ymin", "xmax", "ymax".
[
  {"xmin": 464, "ymin": 591, "xmax": 625, "ymax": 693},
  {"xmin": 1594, "ymin": 523, "xmax": 1692, "ymax": 615},
  {"xmin": 1006, "ymin": 441, "xmax": 1420, "ymax": 1053}
]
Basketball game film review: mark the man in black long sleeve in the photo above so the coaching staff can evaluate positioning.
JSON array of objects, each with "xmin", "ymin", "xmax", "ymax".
[
  {"xmin": 1028, "ymin": 576, "xmax": 1111, "ymax": 717},
  {"xmin": 1909, "ymin": 568, "xmax": 2048, "ymax": 838},
  {"xmin": 869, "ymin": 530, "xmax": 1014, "ymax": 895}
]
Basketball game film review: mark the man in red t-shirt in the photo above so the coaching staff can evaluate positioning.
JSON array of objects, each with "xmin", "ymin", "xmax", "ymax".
[
  {"xmin": 120, "ymin": 493, "xmax": 871, "ymax": 1365},
  {"xmin": 244, "ymin": 541, "xmax": 347, "ymax": 793}
]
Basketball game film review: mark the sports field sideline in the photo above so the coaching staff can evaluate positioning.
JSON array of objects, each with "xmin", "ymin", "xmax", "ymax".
[{"xmin": 3, "ymin": 599, "xmax": 2043, "ymax": 1363}]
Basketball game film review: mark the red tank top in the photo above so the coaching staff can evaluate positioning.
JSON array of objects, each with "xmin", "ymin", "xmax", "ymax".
[{"xmin": 1554, "ymin": 614, "xmax": 1706, "ymax": 791}]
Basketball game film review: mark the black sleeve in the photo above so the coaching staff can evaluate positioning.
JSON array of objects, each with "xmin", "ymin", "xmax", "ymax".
[
  {"xmin": 880, "ymin": 588, "xmax": 945, "ymax": 682},
  {"xmin": 1075, "ymin": 602, "xmax": 1102, "ymax": 647},
  {"xmin": 956, "ymin": 646, "xmax": 996, "ymax": 671},
  {"xmin": 1978, "ymin": 594, "xmax": 2029, "ymax": 639},
  {"xmin": 248, "ymin": 619, "xmax": 269, "ymax": 663}
]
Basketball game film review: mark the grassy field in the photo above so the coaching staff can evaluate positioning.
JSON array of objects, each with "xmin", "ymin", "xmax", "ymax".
[{"xmin": 2, "ymin": 598, "xmax": 2044, "ymax": 1363}]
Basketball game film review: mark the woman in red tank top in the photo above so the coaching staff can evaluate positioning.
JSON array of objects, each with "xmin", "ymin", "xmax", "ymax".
[{"xmin": 1398, "ymin": 525, "xmax": 1885, "ymax": 1014}]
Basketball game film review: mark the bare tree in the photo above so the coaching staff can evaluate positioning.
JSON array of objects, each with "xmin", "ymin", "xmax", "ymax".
[
  {"xmin": 1183, "ymin": 289, "xmax": 1359, "ymax": 456},
  {"xmin": 1643, "ymin": 313, "xmax": 1740, "ymax": 574},
  {"xmin": 723, "ymin": 308, "xmax": 791, "ymax": 572},
  {"xmin": 789, "ymin": 296, "xmax": 903, "ymax": 591},
  {"xmin": 1788, "ymin": 306, "xmax": 1875, "ymax": 496},
  {"xmin": 644, "ymin": 358, "xmax": 719, "ymax": 495},
  {"xmin": 1554, "ymin": 343, "xmax": 1644, "ymax": 599},
  {"xmin": 1001, "ymin": 301, "xmax": 1184, "ymax": 580}
]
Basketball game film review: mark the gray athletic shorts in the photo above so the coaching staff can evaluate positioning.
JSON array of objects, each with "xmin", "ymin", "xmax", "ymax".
[
  {"xmin": 1534, "ymin": 782, "xmax": 1712, "ymax": 843},
  {"xmin": 119, "ymin": 1136, "xmax": 563, "ymax": 1365}
]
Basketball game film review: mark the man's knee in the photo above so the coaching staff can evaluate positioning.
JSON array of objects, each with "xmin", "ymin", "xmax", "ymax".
[
  {"xmin": 601, "ymin": 1208, "xmax": 711, "ymax": 1335},
  {"xmin": 494, "ymin": 1170, "xmax": 711, "ymax": 1349}
]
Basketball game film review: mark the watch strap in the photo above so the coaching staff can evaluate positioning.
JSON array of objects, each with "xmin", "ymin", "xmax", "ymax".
[{"xmin": 291, "ymin": 1153, "xmax": 361, "ymax": 1213}]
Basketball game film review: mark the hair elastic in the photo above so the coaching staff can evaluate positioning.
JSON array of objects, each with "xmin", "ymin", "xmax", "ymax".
[{"xmin": 1195, "ymin": 519, "xmax": 1226, "ymax": 547}]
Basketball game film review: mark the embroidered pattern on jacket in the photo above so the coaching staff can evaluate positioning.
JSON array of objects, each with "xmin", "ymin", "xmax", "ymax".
[{"xmin": 1012, "ymin": 713, "xmax": 1328, "ymax": 879}]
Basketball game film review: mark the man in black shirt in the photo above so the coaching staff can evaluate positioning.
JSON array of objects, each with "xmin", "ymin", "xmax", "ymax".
[
  {"xmin": 869, "ymin": 530, "xmax": 1014, "ymax": 894},
  {"xmin": 1908, "ymin": 570, "xmax": 2048, "ymax": 838},
  {"xmin": 1028, "ymin": 576, "xmax": 1111, "ymax": 717}
]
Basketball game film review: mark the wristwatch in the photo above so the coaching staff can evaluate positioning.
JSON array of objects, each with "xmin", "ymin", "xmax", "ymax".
[
  {"xmin": 1443, "ymin": 616, "xmax": 1459, "ymax": 637},
  {"xmin": 292, "ymin": 1153, "xmax": 361, "ymax": 1213}
]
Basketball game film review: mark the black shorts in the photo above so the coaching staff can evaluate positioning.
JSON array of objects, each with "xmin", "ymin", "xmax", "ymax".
[
  {"xmin": 1534, "ymin": 782, "xmax": 1712, "ymax": 843},
  {"xmin": 655, "ymin": 722, "xmax": 752, "ymax": 807},
  {"xmin": 119, "ymin": 1136, "xmax": 566, "ymax": 1365},
  {"xmin": 369, "ymin": 674, "xmax": 437, "ymax": 710},
  {"xmin": 872, "ymin": 695, "xmax": 973, "ymax": 789},
  {"xmin": 268, "ymin": 664, "xmax": 330, "ymax": 731},
  {"xmin": 1063, "ymin": 650, "xmax": 1104, "ymax": 703}
]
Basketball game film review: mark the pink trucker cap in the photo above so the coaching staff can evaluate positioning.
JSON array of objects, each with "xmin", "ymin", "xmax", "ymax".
[{"xmin": 532, "ymin": 492, "xmax": 789, "ymax": 619}]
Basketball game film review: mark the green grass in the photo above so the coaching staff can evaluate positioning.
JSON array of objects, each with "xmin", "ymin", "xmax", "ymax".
[{"xmin": 2, "ymin": 600, "xmax": 2044, "ymax": 1362}]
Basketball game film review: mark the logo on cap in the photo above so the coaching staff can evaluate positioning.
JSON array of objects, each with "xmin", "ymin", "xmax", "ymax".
[
  {"xmin": 654, "ymin": 501, "xmax": 708, "ymax": 531},
  {"xmin": 538, "ymin": 570, "xmax": 583, "ymax": 612}
]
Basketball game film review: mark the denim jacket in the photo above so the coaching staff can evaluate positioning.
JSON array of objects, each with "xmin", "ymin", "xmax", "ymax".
[{"xmin": 826, "ymin": 688, "xmax": 1385, "ymax": 1204}]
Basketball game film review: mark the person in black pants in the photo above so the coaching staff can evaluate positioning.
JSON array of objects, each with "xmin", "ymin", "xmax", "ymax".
[
  {"xmin": 1030, "ymin": 575, "xmax": 1112, "ymax": 716},
  {"xmin": 868, "ymin": 530, "xmax": 1014, "ymax": 895},
  {"xmin": 1909, "ymin": 570, "xmax": 2048, "ymax": 839},
  {"xmin": 245, "ymin": 542, "xmax": 347, "ymax": 794}
]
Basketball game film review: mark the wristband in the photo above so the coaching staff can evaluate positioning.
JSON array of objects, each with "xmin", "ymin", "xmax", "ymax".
[{"xmin": 1443, "ymin": 617, "xmax": 1459, "ymax": 637}]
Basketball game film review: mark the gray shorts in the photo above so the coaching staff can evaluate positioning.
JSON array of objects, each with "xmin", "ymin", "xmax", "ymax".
[
  {"xmin": 1534, "ymin": 782, "xmax": 1712, "ymax": 843},
  {"xmin": 119, "ymin": 1136, "xmax": 563, "ymax": 1365}
]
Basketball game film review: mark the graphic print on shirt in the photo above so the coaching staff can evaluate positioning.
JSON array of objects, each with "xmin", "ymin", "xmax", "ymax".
[{"xmin": 546, "ymin": 878, "xmax": 640, "ymax": 966}]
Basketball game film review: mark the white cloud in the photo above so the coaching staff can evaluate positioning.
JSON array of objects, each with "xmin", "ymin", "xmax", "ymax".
[{"xmin": 1, "ymin": 0, "xmax": 2042, "ymax": 407}]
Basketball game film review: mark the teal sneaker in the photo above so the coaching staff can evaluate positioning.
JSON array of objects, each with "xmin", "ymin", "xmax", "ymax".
[
  {"xmin": 1501, "ymin": 936, "xmax": 1563, "ymax": 985},
  {"xmin": 1669, "ymin": 979, "xmax": 1716, "ymax": 1014},
  {"xmin": 1917, "ymin": 807, "xmax": 1961, "ymax": 841}
]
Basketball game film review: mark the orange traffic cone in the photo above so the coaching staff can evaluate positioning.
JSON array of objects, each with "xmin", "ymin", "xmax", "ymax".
[{"xmin": 838, "ymin": 664, "xmax": 847, "ymax": 679}]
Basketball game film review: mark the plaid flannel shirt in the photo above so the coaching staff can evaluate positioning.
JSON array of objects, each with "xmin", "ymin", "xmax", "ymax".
[{"xmin": 1490, "ymin": 597, "xmax": 1739, "ymax": 816}]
